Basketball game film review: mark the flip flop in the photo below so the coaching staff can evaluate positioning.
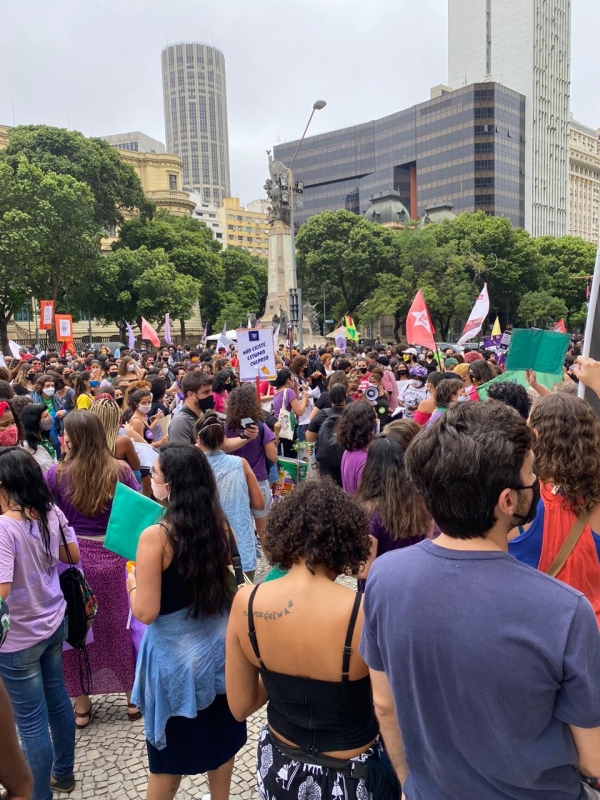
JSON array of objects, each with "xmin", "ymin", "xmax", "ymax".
[{"xmin": 127, "ymin": 702, "xmax": 142, "ymax": 721}]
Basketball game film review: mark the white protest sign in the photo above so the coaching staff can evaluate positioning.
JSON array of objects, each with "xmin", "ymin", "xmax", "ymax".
[{"xmin": 237, "ymin": 328, "xmax": 277, "ymax": 382}]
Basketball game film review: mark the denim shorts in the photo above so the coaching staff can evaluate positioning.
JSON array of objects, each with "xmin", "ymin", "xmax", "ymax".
[{"xmin": 252, "ymin": 479, "xmax": 273, "ymax": 519}]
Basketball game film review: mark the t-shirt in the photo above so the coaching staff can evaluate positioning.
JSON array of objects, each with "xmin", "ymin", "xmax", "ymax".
[
  {"xmin": 357, "ymin": 513, "xmax": 426, "ymax": 592},
  {"xmin": 76, "ymin": 393, "xmax": 93, "ymax": 411},
  {"xmin": 273, "ymin": 388, "xmax": 297, "ymax": 417},
  {"xmin": 225, "ymin": 422, "xmax": 275, "ymax": 482},
  {"xmin": 168, "ymin": 405, "xmax": 199, "ymax": 445},
  {"xmin": 0, "ymin": 507, "xmax": 76, "ymax": 652},
  {"xmin": 361, "ymin": 540, "xmax": 600, "ymax": 800},
  {"xmin": 400, "ymin": 382, "xmax": 429, "ymax": 419},
  {"xmin": 315, "ymin": 392, "xmax": 354, "ymax": 411},
  {"xmin": 45, "ymin": 463, "xmax": 139, "ymax": 538},
  {"xmin": 341, "ymin": 449, "xmax": 368, "ymax": 494}
]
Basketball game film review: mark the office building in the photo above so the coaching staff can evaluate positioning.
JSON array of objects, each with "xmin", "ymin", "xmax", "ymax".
[
  {"xmin": 448, "ymin": 0, "xmax": 571, "ymax": 236},
  {"xmin": 99, "ymin": 131, "xmax": 165, "ymax": 153},
  {"xmin": 161, "ymin": 42, "xmax": 231, "ymax": 205},
  {"xmin": 188, "ymin": 192, "xmax": 224, "ymax": 242},
  {"xmin": 216, "ymin": 197, "xmax": 269, "ymax": 258},
  {"xmin": 568, "ymin": 119, "xmax": 600, "ymax": 243},
  {"xmin": 273, "ymin": 82, "xmax": 526, "ymax": 230}
]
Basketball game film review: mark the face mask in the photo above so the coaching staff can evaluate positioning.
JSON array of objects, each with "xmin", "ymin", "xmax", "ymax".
[
  {"xmin": 90, "ymin": 380, "xmax": 100, "ymax": 388},
  {"xmin": 138, "ymin": 403, "xmax": 152, "ymax": 414},
  {"xmin": 403, "ymin": 355, "xmax": 410, "ymax": 362},
  {"xmin": 41, "ymin": 417, "xmax": 55, "ymax": 431},
  {"xmin": 198, "ymin": 395, "xmax": 215, "ymax": 412},
  {"xmin": 27, "ymin": 372, "xmax": 35, "ymax": 381},
  {"xmin": 151, "ymin": 478, "xmax": 170, "ymax": 501},
  {"xmin": 0, "ymin": 426, "xmax": 18, "ymax": 447},
  {"xmin": 359, "ymin": 367, "xmax": 368, "ymax": 374},
  {"xmin": 223, "ymin": 383, "xmax": 232, "ymax": 391},
  {"xmin": 109, "ymin": 374, "xmax": 118, "ymax": 380},
  {"xmin": 511, "ymin": 479, "xmax": 540, "ymax": 526},
  {"xmin": 49, "ymin": 362, "xmax": 58, "ymax": 368},
  {"xmin": 115, "ymin": 396, "xmax": 124, "ymax": 407},
  {"xmin": 398, "ymin": 369, "xmax": 408, "ymax": 376},
  {"xmin": 127, "ymin": 364, "xmax": 136, "ymax": 373},
  {"xmin": 65, "ymin": 355, "xmax": 72, "ymax": 362},
  {"xmin": 42, "ymin": 387, "xmax": 55, "ymax": 397},
  {"xmin": 161, "ymin": 368, "xmax": 169, "ymax": 376}
]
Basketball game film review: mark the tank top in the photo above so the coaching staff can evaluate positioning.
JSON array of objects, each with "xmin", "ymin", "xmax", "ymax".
[
  {"xmin": 247, "ymin": 586, "xmax": 378, "ymax": 754},
  {"xmin": 159, "ymin": 558, "xmax": 191, "ymax": 616}
]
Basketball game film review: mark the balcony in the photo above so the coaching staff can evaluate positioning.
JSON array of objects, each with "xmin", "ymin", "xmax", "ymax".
[{"xmin": 145, "ymin": 190, "xmax": 195, "ymax": 215}]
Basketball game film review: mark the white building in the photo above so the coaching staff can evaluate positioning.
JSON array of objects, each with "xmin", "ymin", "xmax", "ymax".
[
  {"xmin": 99, "ymin": 131, "xmax": 165, "ymax": 153},
  {"xmin": 188, "ymin": 192, "xmax": 224, "ymax": 243},
  {"xmin": 448, "ymin": 0, "xmax": 571, "ymax": 237},
  {"xmin": 569, "ymin": 119, "xmax": 600, "ymax": 243}
]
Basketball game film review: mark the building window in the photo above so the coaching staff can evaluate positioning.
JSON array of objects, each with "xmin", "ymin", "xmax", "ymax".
[
  {"xmin": 14, "ymin": 304, "xmax": 31, "ymax": 323},
  {"xmin": 169, "ymin": 174, "xmax": 178, "ymax": 191}
]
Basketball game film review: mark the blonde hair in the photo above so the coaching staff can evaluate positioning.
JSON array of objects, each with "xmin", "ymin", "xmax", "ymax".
[
  {"xmin": 90, "ymin": 398, "xmax": 120, "ymax": 453},
  {"xmin": 453, "ymin": 363, "xmax": 469, "ymax": 378}
]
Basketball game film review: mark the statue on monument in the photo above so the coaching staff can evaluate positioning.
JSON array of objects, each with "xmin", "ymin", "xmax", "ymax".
[{"xmin": 264, "ymin": 151, "xmax": 291, "ymax": 227}]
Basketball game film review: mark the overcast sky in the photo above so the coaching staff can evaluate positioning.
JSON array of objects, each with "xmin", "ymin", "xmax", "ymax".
[{"xmin": 1, "ymin": 0, "xmax": 598, "ymax": 206}]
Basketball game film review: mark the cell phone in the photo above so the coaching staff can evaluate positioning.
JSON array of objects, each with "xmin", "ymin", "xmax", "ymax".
[
  {"xmin": 216, "ymin": 411, "xmax": 227, "ymax": 421},
  {"xmin": 241, "ymin": 417, "xmax": 255, "ymax": 429}
]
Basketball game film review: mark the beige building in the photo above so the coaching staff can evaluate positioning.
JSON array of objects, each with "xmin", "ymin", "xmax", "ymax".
[
  {"xmin": 568, "ymin": 119, "xmax": 600, "ymax": 244},
  {"xmin": 217, "ymin": 197, "xmax": 269, "ymax": 258}
]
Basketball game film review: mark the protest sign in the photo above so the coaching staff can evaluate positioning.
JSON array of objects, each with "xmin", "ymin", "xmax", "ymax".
[
  {"xmin": 334, "ymin": 335, "xmax": 347, "ymax": 354},
  {"xmin": 39, "ymin": 301, "xmax": 54, "ymax": 330},
  {"xmin": 505, "ymin": 328, "xmax": 570, "ymax": 375},
  {"xmin": 477, "ymin": 369, "xmax": 561, "ymax": 402},
  {"xmin": 54, "ymin": 315, "xmax": 73, "ymax": 342},
  {"xmin": 579, "ymin": 246, "xmax": 600, "ymax": 416},
  {"xmin": 104, "ymin": 483, "xmax": 163, "ymax": 562},
  {"xmin": 237, "ymin": 327, "xmax": 277, "ymax": 382}
]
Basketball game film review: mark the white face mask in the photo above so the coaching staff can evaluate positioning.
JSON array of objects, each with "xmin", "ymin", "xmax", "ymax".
[
  {"xmin": 151, "ymin": 478, "xmax": 169, "ymax": 501},
  {"xmin": 42, "ymin": 387, "xmax": 55, "ymax": 397},
  {"xmin": 138, "ymin": 403, "xmax": 152, "ymax": 414},
  {"xmin": 127, "ymin": 364, "xmax": 136, "ymax": 373},
  {"xmin": 41, "ymin": 417, "xmax": 55, "ymax": 431}
]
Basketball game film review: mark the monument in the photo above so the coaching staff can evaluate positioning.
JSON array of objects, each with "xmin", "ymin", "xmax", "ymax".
[{"xmin": 264, "ymin": 153, "xmax": 296, "ymax": 328}]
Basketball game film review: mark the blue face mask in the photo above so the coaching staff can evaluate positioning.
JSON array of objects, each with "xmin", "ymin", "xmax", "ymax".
[{"xmin": 90, "ymin": 380, "xmax": 100, "ymax": 388}]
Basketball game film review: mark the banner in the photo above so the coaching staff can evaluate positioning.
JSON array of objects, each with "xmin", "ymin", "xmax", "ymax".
[
  {"xmin": 405, "ymin": 290, "xmax": 436, "ymax": 351},
  {"xmin": 236, "ymin": 328, "xmax": 277, "ymax": 382},
  {"xmin": 579, "ymin": 245, "xmax": 600, "ymax": 416},
  {"xmin": 140, "ymin": 317, "xmax": 160, "ymax": 348},
  {"xmin": 201, "ymin": 322, "xmax": 208, "ymax": 346},
  {"xmin": 457, "ymin": 284, "xmax": 490, "ymax": 347},
  {"xmin": 8, "ymin": 341, "xmax": 21, "ymax": 360},
  {"xmin": 125, "ymin": 321, "xmax": 136, "ymax": 350},
  {"xmin": 164, "ymin": 313, "xmax": 172, "ymax": 345},
  {"xmin": 335, "ymin": 335, "xmax": 347, "ymax": 354},
  {"xmin": 478, "ymin": 369, "xmax": 562, "ymax": 402},
  {"xmin": 345, "ymin": 315, "xmax": 359, "ymax": 341},
  {"xmin": 54, "ymin": 314, "xmax": 73, "ymax": 342},
  {"xmin": 505, "ymin": 328, "xmax": 570, "ymax": 375},
  {"xmin": 39, "ymin": 301, "xmax": 54, "ymax": 330},
  {"xmin": 217, "ymin": 323, "xmax": 235, "ymax": 352}
]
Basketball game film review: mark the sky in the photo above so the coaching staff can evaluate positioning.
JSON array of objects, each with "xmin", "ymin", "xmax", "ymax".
[{"xmin": 1, "ymin": 0, "xmax": 598, "ymax": 207}]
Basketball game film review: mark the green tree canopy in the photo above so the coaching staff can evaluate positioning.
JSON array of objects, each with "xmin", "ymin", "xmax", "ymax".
[
  {"xmin": 220, "ymin": 247, "xmax": 268, "ymax": 316},
  {"xmin": 4, "ymin": 125, "xmax": 153, "ymax": 228},
  {"xmin": 517, "ymin": 291, "xmax": 568, "ymax": 328},
  {"xmin": 534, "ymin": 236, "xmax": 596, "ymax": 326}
]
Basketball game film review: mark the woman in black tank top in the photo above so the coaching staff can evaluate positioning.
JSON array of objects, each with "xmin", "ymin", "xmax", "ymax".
[{"xmin": 226, "ymin": 480, "xmax": 401, "ymax": 800}]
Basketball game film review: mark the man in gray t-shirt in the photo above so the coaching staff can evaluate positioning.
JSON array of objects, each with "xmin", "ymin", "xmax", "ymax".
[{"xmin": 361, "ymin": 401, "xmax": 600, "ymax": 799}]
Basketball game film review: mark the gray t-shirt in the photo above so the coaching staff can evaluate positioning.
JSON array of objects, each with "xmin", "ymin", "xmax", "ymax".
[
  {"xmin": 360, "ymin": 539, "xmax": 600, "ymax": 800},
  {"xmin": 167, "ymin": 406, "xmax": 198, "ymax": 445}
]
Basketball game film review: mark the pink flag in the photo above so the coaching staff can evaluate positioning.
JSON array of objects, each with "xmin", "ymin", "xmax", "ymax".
[
  {"xmin": 405, "ymin": 291, "xmax": 436, "ymax": 351},
  {"xmin": 164, "ymin": 313, "xmax": 173, "ymax": 345},
  {"xmin": 140, "ymin": 317, "xmax": 160, "ymax": 348}
]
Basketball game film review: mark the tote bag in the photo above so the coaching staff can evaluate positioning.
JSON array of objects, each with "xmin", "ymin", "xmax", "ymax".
[{"xmin": 277, "ymin": 388, "xmax": 296, "ymax": 441}]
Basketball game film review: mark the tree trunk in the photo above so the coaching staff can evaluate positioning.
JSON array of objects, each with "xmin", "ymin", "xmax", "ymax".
[
  {"xmin": 0, "ymin": 314, "xmax": 9, "ymax": 355},
  {"xmin": 180, "ymin": 319, "xmax": 186, "ymax": 341},
  {"xmin": 393, "ymin": 310, "xmax": 402, "ymax": 343}
]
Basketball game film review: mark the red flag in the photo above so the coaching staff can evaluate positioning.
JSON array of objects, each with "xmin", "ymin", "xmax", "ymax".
[
  {"xmin": 140, "ymin": 317, "xmax": 160, "ymax": 348},
  {"xmin": 405, "ymin": 291, "xmax": 436, "ymax": 351},
  {"xmin": 552, "ymin": 319, "xmax": 566, "ymax": 333}
]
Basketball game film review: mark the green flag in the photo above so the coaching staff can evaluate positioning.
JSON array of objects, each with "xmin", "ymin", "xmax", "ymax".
[
  {"xmin": 477, "ymin": 369, "xmax": 561, "ymax": 403},
  {"xmin": 505, "ymin": 328, "xmax": 570, "ymax": 375}
]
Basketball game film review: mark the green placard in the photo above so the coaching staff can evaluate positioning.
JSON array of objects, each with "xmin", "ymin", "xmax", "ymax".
[
  {"xmin": 104, "ymin": 483, "xmax": 164, "ymax": 562},
  {"xmin": 505, "ymin": 328, "xmax": 570, "ymax": 375},
  {"xmin": 477, "ymin": 369, "xmax": 561, "ymax": 402}
]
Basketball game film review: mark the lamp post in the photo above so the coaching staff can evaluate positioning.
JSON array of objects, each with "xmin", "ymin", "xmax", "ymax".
[{"xmin": 288, "ymin": 99, "xmax": 326, "ymax": 350}]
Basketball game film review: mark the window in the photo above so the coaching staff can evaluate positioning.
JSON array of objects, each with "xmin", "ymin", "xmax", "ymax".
[
  {"xmin": 14, "ymin": 304, "xmax": 31, "ymax": 322},
  {"xmin": 216, "ymin": 232, "xmax": 223, "ymax": 239},
  {"xmin": 169, "ymin": 174, "xmax": 178, "ymax": 190}
]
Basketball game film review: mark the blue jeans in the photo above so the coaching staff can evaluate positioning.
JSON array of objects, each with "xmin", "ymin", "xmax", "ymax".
[{"xmin": 0, "ymin": 617, "xmax": 75, "ymax": 800}]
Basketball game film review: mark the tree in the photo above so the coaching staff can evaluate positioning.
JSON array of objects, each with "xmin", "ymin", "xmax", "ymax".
[
  {"xmin": 220, "ymin": 247, "xmax": 268, "ymax": 316},
  {"xmin": 517, "ymin": 291, "xmax": 568, "ymax": 328},
  {"xmin": 295, "ymin": 210, "xmax": 396, "ymax": 319},
  {"xmin": 214, "ymin": 295, "xmax": 248, "ymax": 331},
  {"xmin": 360, "ymin": 270, "xmax": 417, "ymax": 342},
  {"xmin": 534, "ymin": 236, "xmax": 597, "ymax": 328},
  {"xmin": 4, "ymin": 125, "xmax": 153, "ymax": 228}
]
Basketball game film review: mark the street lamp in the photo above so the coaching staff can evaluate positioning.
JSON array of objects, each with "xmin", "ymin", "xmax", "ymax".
[{"xmin": 288, "ymin": 99, "xmax": 326, "ymax": 349}]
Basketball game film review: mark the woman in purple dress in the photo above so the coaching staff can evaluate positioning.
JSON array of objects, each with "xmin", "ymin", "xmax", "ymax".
[{"xmin": 45, "ymin": 411, "xmax": 139, "ymax": 728}]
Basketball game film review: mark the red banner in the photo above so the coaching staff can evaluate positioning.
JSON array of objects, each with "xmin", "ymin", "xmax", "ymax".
[
  {"xmin": 55, "ymin": 314, "xmax": 73, "ymax": 342},
  {"xmin": 39, "ymin": 301, "xmax": 55, "ymax": 330},
  {"xmin": 405, "ymin": 291, "xmax": 436, "ymax": 351}
]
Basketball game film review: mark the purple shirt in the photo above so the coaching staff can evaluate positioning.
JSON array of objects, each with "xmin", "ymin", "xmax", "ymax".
[
  {"xmin": 0, "ymin": 507, "xmax": 76, "ymax": 652},
  {"xmin": 45, "ymin": 463, "xmax": 139, "ymax": 538},
  {"xmin": 341, "ymin": 449, "xmax": 369, "ymax": 495},
  {"xmin": 273, "ymin": 388, "xmax": 297, "ymax": 417},
  {"xmin": 225, "ymin": 422, "xmax": 275, "ymax": 482}
]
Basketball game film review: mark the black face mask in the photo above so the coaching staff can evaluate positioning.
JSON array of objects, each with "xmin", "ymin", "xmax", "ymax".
[
  {"xmin": 115, "ymin": 396, "xmax": 124, "ymax": 407},
  {"xmin": 511, "ymin": 479, "xmax": 540, "ymax": 525},
  {"xmin": 27, "ymin": 372, "xmax": 36, "ymax": 381},
  {"xmin": 359, "ymin": 367, "xmax": 368, "ymax": 374},
  {"xmin": 223, "ymin": 383, "xmax": 233, "ymax": 391},
  {"xmin": 198, "ymin": 395, "xmax": 215, "ymax": 412}
]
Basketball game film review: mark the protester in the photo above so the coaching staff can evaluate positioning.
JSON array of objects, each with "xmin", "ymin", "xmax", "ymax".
[
  {"xmin": 398, "ymin": 365, "xmax": 429, "ymax": 420},
  {"xmin": 486, "ymin": 381, "xmax": 531, "ymax": 419},
  {"xmin": 356, "ymin": 434, "xmax": 430, "ymax": 589},
  {"xmin": 510, "ymin": 393, "xmax": 600, "ymax": 622},
  {"xmin": 31, "ymin": 375, "xmax": 66, "ymax": 455},
  {"xmin": 168, "ymin": 372, "xmax": 215, "ymax": 445},
  {"xmin": 73, "ymin": 372, "xmax": 93, "ymax": 411},
  {"xmin": 118, "ymin": 356, "xmax": 144, "ymax": 384},
  {"xmin": 20, "ymin": 403, "xmax": 58, "ymax": 473},
  {"xmin": 361, "ymin": 401, "xmax": 600, "ymax": 797},
  {"xmin": 290, "ymin": 356, "xmax": 320, "ymax": 441},
  {"xmin": 427, "ymin": 377, "xmax": 463, "ymax": 426},
  {"xmin": 0, "ymin": 677, "xmax": 34, "ymax": 800},
  {"xmin": 45, "ymin": 412, "xmax": 139, "ymax": 727},
  {"xmin": 0, "ymin": 448, "xmax": 79, "ymax": 799},
  {"xmin": 128, "ymin": 445, "xmax": 246, "ymax": 800},
  {"xmin": 90, "ymin": 397, "xmax": 140, "ymax": 474},
  {"xmin": 465, "ymin": 359, "xmax": 493, "ymax": 400},
  {"xmin": 12, "ymin": 362, "xmax": 37, "ymax": 396},
  {"xmin": 226, "ymin": 480, "xmax": 399, "ymax": 800},
  {"xmin": 0, "ymin": 400, "xmax": 20, "ymax": 447},
  {"xmin": 338, "ymin": 401, "xmax": 376, "ymax": 494},
  {"xmin": 272, "ymin": 369, "xmax": 308, "ymax": 458},
  {"xmin": 197, "ymin": 411, "xmax": 265, "ymax": 580},
  {"xmin": 412, "ymin": 372, "xmax": 446, "ymax": 426}
]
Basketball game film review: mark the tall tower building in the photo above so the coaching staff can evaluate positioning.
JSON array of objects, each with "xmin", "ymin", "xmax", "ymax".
[
  {"xmin": 161, "ymin": 42, "xmax": 231, "ymax": 205},
  {"xmin": 448, "ymin": 0, "xmax": 571, "ymax": 236}
]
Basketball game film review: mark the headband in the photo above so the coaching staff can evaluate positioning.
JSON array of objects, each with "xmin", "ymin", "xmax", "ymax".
[{"xmin": 0, "ymin": 402, "xmax": 10, "ymax": 418}]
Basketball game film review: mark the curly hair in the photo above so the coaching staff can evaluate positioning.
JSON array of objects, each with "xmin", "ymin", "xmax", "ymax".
[
  {"xmin": 434, "ymin": 378, "xmax": 463, "ymax": 408},
  {"xmin": 337, "ymin": 400, "xmax": 376, "ymax": 452},
  {"xmin": 226, "ymin": 383, "xmax": 264, "ymax": 430},
  {"xmin": 213, "ymin": 369, "xmax": 232, "ymax": 394},
  {"xmin": 486, "ymin": 381, "xmax": 531, "ymax": 419},
  {"xmin": 529, "ymin": 393, "xmax": 600, "ymax": 514},
  {"xmin": 264, "ymin": 479, "xmax": 371, "ymax": 575},
  {"xmin": 464, "ymin": 351, "xmax": 484, "ymax": 364}
]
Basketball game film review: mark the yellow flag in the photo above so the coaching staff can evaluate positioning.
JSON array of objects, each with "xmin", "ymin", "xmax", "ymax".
[{"xmin": 491, "ymin": 316, "xmax": 501, "ymax": 337}]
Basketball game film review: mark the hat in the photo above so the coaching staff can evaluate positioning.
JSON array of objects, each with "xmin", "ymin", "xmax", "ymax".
[
  {"xmin": 403, "ymin": 347, "xmax": 418, "ymax": 356},
  {"xmin": 377, "ymin": 356, "xmax": 390, "ymax": 367},
  {"xmin": 444, "ymin": 357, "xmax": 458, "ymax": 368},
  {"xmin": 409, "ymin": 365, "xmax": 428, "ymax": 380}
]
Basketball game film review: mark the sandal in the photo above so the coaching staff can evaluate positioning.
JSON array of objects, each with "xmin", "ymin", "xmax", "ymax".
[
  {"xmin": 74, "ymin": 702, "xmax": 92, "ymax": 730},
  {"xmin": 127, "ymin": 702, "xmax": 142, "ymax": 721}
]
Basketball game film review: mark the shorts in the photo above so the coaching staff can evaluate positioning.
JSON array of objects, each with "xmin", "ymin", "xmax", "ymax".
[{"xmin": 252, "ymin": 479, "xmax": 273, "ymax": 519}]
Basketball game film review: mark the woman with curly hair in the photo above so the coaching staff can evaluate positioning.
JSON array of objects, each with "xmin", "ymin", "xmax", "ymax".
[
  {"xmin": 226, "ymin": 480, "xmax": 399, "ymax": 800},
  {"xmin": 356, "ymin": 434, "xmax": 432, "ymax": 589},
  {"xmin": 337, "ymin": 401, "xmax": 377, "ymax": 494},
  {"xmin": 509, "ymin": 393, "xmax": 600, "ymax": 623}
]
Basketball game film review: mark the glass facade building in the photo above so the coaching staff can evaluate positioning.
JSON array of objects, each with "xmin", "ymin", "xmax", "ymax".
[{"xmin": 273, "ymin": 83, "xmax": 526, "ymax": 229}]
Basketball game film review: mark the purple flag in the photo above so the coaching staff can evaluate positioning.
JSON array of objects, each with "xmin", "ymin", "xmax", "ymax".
[
  {"xmin": 164, "ymin": 313, "xmax": 172, "ymax": 345},
  {"xmin": 125, "ymin": 321, "xmax": 135, "ymax": 350}
]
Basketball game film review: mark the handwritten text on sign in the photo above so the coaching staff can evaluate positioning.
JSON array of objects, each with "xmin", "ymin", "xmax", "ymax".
[{"xmin": 237, "ymin": 328, "xmax": 277, "ymax": 382}]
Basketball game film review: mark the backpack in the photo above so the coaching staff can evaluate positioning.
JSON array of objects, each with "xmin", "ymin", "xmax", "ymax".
[{"xmin": 316, "ymin": 409, "xmax": 344, "ymax": 468}]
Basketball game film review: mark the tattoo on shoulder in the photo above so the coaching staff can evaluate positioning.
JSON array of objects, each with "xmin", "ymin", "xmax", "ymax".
[{"xmin": 243, "ymin": 599, "xmax": 294, "ymax": 621}]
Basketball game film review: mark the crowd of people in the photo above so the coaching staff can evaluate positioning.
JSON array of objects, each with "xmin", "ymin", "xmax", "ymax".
[{"xmin": 0, "ymin": 333, "xmax": 599, "ymax": 800}]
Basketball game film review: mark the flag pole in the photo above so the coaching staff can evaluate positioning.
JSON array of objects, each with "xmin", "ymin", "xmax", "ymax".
[{"xmin": 579, "ymin": 245, "xmax": 600, "ymax": 399}]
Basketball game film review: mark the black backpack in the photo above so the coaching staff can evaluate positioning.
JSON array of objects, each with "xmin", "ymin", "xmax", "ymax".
[{"xmin": 316, "ymin": 409, "xmax": 344, "ymax": 468}]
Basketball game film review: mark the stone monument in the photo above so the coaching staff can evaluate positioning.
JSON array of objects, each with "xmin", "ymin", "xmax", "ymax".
[{"xmin": 264, "ymin": 152, "xmax": 295, "ymax": 328}]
